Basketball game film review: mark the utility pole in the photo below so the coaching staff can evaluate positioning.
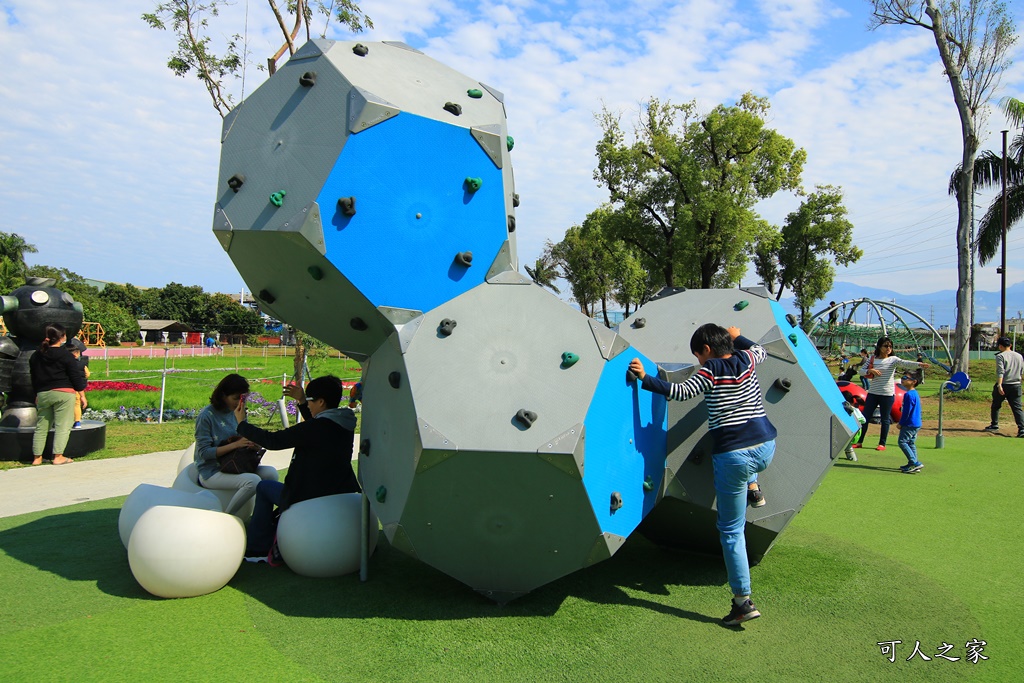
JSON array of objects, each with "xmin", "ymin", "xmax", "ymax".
[{"xmin": 1000, "ymin": 130, "xmax": 1009, "ymax": 336}]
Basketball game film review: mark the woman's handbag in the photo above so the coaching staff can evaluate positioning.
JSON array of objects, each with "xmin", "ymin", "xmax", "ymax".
[{"xmin": 217, "ymin": 436, "xmax": 266, "ymax": 475}]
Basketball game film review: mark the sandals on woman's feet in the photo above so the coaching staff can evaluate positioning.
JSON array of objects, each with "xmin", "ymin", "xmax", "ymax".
[{"xmin": 51, "ymin": 457, "xmax": 74, "ymax": 465}]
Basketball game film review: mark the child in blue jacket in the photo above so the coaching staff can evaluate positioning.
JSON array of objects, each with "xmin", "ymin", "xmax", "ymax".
[{"xmin": 897, "ymin": 374, "xmax": 923, "ymax": 473}]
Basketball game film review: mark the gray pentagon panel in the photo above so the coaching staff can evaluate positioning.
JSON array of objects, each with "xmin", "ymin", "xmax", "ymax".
[
  {"xmin": 622, "ymin": 289, "xmax": 860, "ymax": 563},
  {"xmin": 214, "ymin": 49, "xmax": 353, "ymax": 238},
  {"xmin": 358, "ymin": 333, "xmax": 421, "ymax": 529},
  {"xmin": 321, "ymin": 41, "xmax": 509, "ymax": 131},
  {"xmin": 403, "ymin": 283, "xmax": 605, "ymax": 453},
  {"xmin": 396, "ymin": 448, "xmax": 604, "ymax": 601},
  {"xmin": 213, "ymin": 218, "xmax": 389, "ymax": 360}
]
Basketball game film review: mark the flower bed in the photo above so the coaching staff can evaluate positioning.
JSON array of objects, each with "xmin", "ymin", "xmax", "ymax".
[
  {"xmin": 83, "ymin": 407, "xmax": 199, "ymax": 422},
  {"xmin": 87, "ymin": 380, "xmax": 160, "ymax": 392}
]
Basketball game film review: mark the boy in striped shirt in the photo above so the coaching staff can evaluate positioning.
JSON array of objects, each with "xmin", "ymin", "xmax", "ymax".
[{"xmin": 629, "ymin": 323, "xmax": 777, "ymax": 626}]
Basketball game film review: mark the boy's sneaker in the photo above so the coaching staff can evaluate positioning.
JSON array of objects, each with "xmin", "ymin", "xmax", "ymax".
[
  {"xmin": 899, "ymin": 463, "xmax": 924, "ymax": 473},
  {"xmin": 851, "ymin": 443, "xmax": 862, "ymax": 449},
  {"xmin": 747, "ymin": 486, "xmax": 766, "ymax": 508},
  {"xmin": 244, "ymin": 555, "xmax": 268, "ymax": 564},
  {"xmin": 723, "ymin": 599, "xmax": 761, "ymax": 626},
  {"xmin": 984, "ymin": 424, "xmax": 1000, "ymax": 432},
  {"xmin": 875, "ymin": 444, "xmax": 886, "ymax": 451},
  {"xmin": 73, "ymin": 421, "xmax": 82, "ymax": 429}
]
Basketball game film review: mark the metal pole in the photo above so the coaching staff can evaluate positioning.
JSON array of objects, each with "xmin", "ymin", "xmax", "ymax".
[
  {"xmin": 360, "ymin": 492, "xmax": 370, "ymax": 582},
  {"xmin": 1001, "ymin": 129, "xmax": 1009, "ymax": 336},
  {"xmin": 158, "ymin": 348, "xmax": 169, "ymax": 424}
]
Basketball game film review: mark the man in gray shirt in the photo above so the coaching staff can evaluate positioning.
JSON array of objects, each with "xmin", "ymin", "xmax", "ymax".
[{"xmin": 986, "ymin": 336, "xmax": 1024, "ymax": 437}]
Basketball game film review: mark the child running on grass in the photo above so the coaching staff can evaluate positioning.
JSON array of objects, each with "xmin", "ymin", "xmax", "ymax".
[
  {"xmin": 629, "ymin": 323, "xmax": 776, "ymax": 626},
  {"xmin": 897, "ymin": 374, "xmax": 924, "ymax": 473}
]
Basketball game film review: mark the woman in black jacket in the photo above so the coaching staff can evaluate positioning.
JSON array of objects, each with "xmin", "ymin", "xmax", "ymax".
[{"xmin": 29, "ymin": 323, "xmax": 87, "ymax": 465}]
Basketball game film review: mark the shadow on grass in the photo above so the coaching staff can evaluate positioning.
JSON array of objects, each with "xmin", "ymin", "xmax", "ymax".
[
  {"xmin": 231, "ymin": 532, "xmax": 725, "ymax": 625},
  {"xmin": 0, "ymin": 507, "xmax": 152, "ymax": 600},
  {"xmin": 0, "ymin": 506, "xmax": 727, "ymax": 625}
]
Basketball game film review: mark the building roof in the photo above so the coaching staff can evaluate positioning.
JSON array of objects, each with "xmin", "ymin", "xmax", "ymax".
[{"xmin": 137, "ymin": 320, "xmax": 192, "ymax": 332}]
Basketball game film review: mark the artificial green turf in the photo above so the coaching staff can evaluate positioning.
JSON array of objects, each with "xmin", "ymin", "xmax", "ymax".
[{"xmin": 0, "ymin": 438, "xmax": 1018, "ymax": 681}]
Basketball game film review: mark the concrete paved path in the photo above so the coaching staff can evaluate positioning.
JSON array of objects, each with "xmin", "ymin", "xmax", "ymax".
[{"xmin": 0, "ymin": 448, "xmax": 296, "ymax": 519}]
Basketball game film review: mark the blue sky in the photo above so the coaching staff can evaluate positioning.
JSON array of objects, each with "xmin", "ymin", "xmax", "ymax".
[{"xmin": 1, "ymin": 0, "xmax": 1022, "ymax": 302}]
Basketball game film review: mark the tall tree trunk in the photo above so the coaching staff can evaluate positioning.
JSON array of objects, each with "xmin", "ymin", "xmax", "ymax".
[{"xmin": 926, "ymin": 0, "xmax": 976, "ymax": 375}]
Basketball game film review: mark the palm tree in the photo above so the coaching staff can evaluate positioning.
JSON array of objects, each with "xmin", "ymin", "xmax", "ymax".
[
  {"xmin": 0, "ymin": 232, "xmax": 38, "ymax": 291},
  {"xmin": 524, "ymin": 254, "xmax": 561, "ymax": 294},
  {"xmin": 963, "ymin": 97, "xmax": 1024, "ymax": 265}
]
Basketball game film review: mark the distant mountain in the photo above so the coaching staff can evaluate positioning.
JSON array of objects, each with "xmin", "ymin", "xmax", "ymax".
[{"xmin": 778, "ymin": 281, "xmax": 1024, "ymax": 328}]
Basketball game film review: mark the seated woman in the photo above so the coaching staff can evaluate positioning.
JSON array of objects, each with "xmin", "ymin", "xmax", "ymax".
[{"xmin": 194, "ymin": 373, "xmax": 278, "ymax": 514}]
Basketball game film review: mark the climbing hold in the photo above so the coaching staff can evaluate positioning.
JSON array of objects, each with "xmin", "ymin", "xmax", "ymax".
[
  {"xmin": 307, "ymin": 266, "xmax": 323, "ymax": 281},
  {"xmin": 626, "ymin": 367, "xmax": 638, "ymax": 382},
  {"xmin": 269, "ymin": 190, "xmax": 286, "ymax": 207},
  {"xmin": 610, "ymin": 492, "xmax": 623, "ymax": 513},
  {"xmin": 514, "ymin": 409, "xmax": 537, "ymax": 428},
  {"xmin": 560, "ymin": 352, "xmax": 579, "ymax": 368},
  {"xmin": 299, "ymin": 71, "xmax": 317, "ymax": 87},
  {"xmin": 227, "ymin": 173, "xmax": 245, "ymax": 193},
  {"xmin": 439, "ymin": 319, "xmax": 457, "ymax": 336},
  {"xmin": 633, "ymin": 318, "xmax": 646, "ymax": 329},
  {"xmin": 786, "ymin": 313, "xmax": 797, "ymax": 327},
  {"xmin": 774, "ymin": 377, "xmax": 792, "ymax": 392},
  {"xmin": 443, "ymin": 102, "xmax": 462, "ymax": 116},
  {"xmin": 465, "ymin": 177, "xmax": 482, "ymax": 193},
  {"xmin": 375, "ymin": 485, "xmax": 387, "ymax": 503},
  {"xmin": 353, "ymin": 44, "xmax": 369, "ymax": 56},
  {"xmin": 467, "ymin": 88, "xmax": 483, "ymax": 98},
  {"xmin": 513, "ymin": 193, "xmax": 520, "ymax": 207},
  {"xmin": 359, "ymin": 439, "xmax": 371, "ymax": 456},
  {"xmin": 350, "ymin": 317, "xmax": 368, "ymax": 331},
  {"xmin": 842, "ymin": 401, "xmax": 854, "ymax": 415},
  {"xmin": 734, "ymin": 300, "xmax": 749, "ymax": 311},
  {"xmin": 643, "ymin": 476, "xmax": 654, "ymax": 492},
  {"xmin": 506, "ymin": 135, "xmax": 514, "ymax": 151},
  {"xmin": 337, "ymin": 196, "xmax": 357, "ymax": 216},
  {"xmin": 788, "ymin": 333, "xmax": 798, "ymax": 346},
  {"xmin": 388, "ymin": 371, "xmax": 401, "ymax": 389},
  {"xmin": 454, "ymin": 251, "xmax": 473, "ymax": 267},
  {"xmin": 507, "ymin": 216, "xmax": 516, "ymax": 232},
  {"xmin": 258, "ymin": 289, "xmax": 275, "ymax": 304}
]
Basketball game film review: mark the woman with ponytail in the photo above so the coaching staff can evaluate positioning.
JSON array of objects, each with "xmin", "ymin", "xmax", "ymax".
[{"xmin": 28, "ymin": 323, "xmax": 87, "ymax": 465}]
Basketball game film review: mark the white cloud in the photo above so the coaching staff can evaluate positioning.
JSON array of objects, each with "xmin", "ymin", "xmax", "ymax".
[{"xmin": 1, "ymin": 0, "xmax": 1022, "ymax": 304}]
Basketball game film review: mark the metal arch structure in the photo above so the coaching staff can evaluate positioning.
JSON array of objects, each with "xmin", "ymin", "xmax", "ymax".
[{"xmin": 808, "ymin": 298, "xmax": 955, "ymax": 372}]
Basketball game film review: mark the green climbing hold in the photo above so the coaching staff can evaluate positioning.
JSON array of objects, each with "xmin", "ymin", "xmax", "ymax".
[
  {"xmin": 307, "ymin": 265, "xmax": 323, "ymax": 281},
  {"xmin": 734, "ymin": 300, "xmax": 749, "ymax": 311},
  {"xmin": 643, "ymin": 476, "xmax": 654, "ymax": 492},
  {"xmin": 467, "ymin": 88, "xmax": 483, "ymax": 98},
  {"xmin": 506, "ymin": 135, "xmax": 515, "ymax": 151},
  {"xmin": 375, "ymin": 485, "xmax": 387, "ymax": 504},
  {"xmin": 560, "ymin": 352, "xmax": 579, "ymax": 368},
  {"xmin": 465, "ymin": 177, "xmax": 482, "ymax": 192},
  {"xmin": 269, "ymin": 190, "xmax": 286, "ymax": 207},
  {"xmin": 788, "ymin": 333, "xmax": 799, "ymax": 346}
]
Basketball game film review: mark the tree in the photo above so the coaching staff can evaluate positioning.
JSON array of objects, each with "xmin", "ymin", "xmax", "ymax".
[
  {"xmin": 968, "ymin": 96, "xmax": 1024, "ymax": 265},
  {"xmin": 869, "ymin": 0, "xmax": 1018, "ymax": 375},
  {"xmin": 207, "ymin": 292, "xmax": 264, "ymax": 336},
  {"xmin": 99, "ymin": 283, "xmax": 154, "ymax": 319},
  {"xmin": 752, "ymin": 186, "xmax": 863, "ymax": 325},
  {"xmin": 595, "ymin": 93, "xmax": 805, "ymax": 289},
  {"xmin": 0, "ymin": 232, "xmax": 38, "ymax": 292},
  {"xmin": 143, "ymin": 0, "xmax": 372, "ymax": 117},
  {"xmin": 524, "ymin": 255, "xmax": 561, "ymax": 294}
]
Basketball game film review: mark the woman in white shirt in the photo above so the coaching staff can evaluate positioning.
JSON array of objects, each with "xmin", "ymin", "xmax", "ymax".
[{"xmin": 853, "ymin": 337, "xmax": 927, "ymax": 452}]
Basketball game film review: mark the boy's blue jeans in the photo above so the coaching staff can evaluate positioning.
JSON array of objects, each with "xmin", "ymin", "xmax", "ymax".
[
  {"xmin": 898, "ymin": 426, "xmax": 920, "ymax": 465},
  {"xmin": 713, "ymin": 440, "xmax": 775, "ymax": 596}
]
